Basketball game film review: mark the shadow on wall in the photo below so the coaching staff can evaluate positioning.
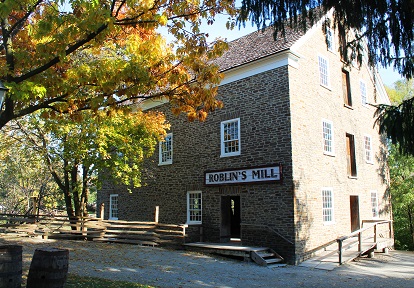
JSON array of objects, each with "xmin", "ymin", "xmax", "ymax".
[
  {"xmin": 293, "ymin": 177, "xmax": 313, "ymax": 264},
  {"xmin": 376, "ymin": 134, "xmax": 392, "ymax": 216}
]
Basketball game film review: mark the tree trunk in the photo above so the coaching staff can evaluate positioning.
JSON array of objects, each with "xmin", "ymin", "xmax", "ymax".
[
  {"xmin": 408, "ymin": 205, "xmax": 414, "ymax": 250},
  {"xmin": 70, "ymin": 164, "xmax": 81, "ymax": 217},
  {"xmin": 62, "ymin": 160, "xmax": 74, "ymax": 218},
  {"xmin": 81, "ymin": 165, "xmax": 89, "ymax": 217}
]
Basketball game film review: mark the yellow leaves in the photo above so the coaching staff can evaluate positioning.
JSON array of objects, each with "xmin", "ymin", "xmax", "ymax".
[{"xmin": 154, "ymin": 13, "xmax": 168, "ymax": 26}]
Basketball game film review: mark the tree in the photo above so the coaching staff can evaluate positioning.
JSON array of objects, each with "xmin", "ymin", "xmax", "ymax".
[
  {"xmin": 378, "ymin": 80, "xmax": 414, "ymax": 250},
  {"xmin": 238, "ymin": 0, "xmax": 413, "ymax": 79},
  {"xmin": 387, "ymin": 144, "xmax": 414, "ymax": 250},
  {"xmin": 375, "ymin": 79, "xmax": 414, "ymax": 156},
  {"xmin": 3, "ymin": 109, "xmax": 168, "ymax": 218},
  {"xmin": 0, "ymin": 0, "xmax": 235, "ymax": 129},
  {"xmin": 386, "ymin": 79, "xmax": 414, "ymax": 105},
  {"xmin": 0, "ymin": 127, "xmax": 61, "ymax": 214}
]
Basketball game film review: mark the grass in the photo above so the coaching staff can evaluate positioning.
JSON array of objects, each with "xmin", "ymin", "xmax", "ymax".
[{"xmin": 64, "ymin": 274, "xmax": 154, "ymax": 288}]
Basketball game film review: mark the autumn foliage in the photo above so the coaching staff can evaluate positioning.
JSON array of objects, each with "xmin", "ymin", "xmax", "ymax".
[{"xmin": 0, "ymin": 0, "xmax": 236, "ymax": 128}]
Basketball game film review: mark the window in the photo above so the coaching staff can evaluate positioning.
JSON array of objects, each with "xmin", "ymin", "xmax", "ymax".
[
  {"xmin": 109, "ymin": 194, "xmax": 119, "ymax": 220},
  {"xmin": 338, "ymin": 24, "xmax": 347, "ymax": 61},
  {"xmin": 159, "ymin": 133, "xmax": 173, "ymax": 165},
  {"xmin": 364, "ymin": 135, "xmax": 374, "ymax": 164},
  {"xmin": 346, "ymin": 133, "xmax": 357, "ymax": 177},
  {"xmin": 187, "ymin": 191, "xmax": 202, "ymax": 224},
  {"xmin": 322, "ymin": 119, "xmax": 335, "ymax": 156},
  {"xmin": 371, "ymin": 191, "xmax": 379, "ymax": 218},
  {"xmin": 221, "ymin": 118, "xmax": 240, "ymax": 157},
  {"xmin": 360, "ymin": 80, "xmax": 367, "ymax": 106},
  {"xmin": 342, "ymin": 70, "xmax": 352, "ymax": 106},
  {"xmin": 318, "ymin": 55, "xmax": 330, "ymax": 88},
  {"xmin": 322, "ymin": 188, "xmax": 334, "ymax": 224},
  {"xmin": 326, "ymin": 28, "xmax": 335, "ymax": 52}
]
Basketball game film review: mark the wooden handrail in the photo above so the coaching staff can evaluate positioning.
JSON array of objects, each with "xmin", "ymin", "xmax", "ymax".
[
  {"xmin": 241, "ymin": 223, "xmax": 294, "ymax": 245},
  {"xmin": 337, "ymin": 219, "xmax": 392, "ymax": 264},
  {"xmin": 337, "ymin": 220, "xmax": 391, "ymax": 242}
]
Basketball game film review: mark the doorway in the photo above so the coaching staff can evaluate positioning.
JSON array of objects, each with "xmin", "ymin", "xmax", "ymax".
[
  {"xmin": 220, "ymin": 196, "xmax": 241, "ymax": 242},
  {"xmin": 350, "ymin": 196, "xmax": 360, "ymax": 232}
]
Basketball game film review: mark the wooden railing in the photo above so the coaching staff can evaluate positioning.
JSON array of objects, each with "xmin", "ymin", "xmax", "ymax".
[
  {"xmin": 337, "ymin": 220, "xmax": 393, "ymax": 264},
  {"xmin": 241, "ymin": 223, "xmax": 295, "ymax": 245}
]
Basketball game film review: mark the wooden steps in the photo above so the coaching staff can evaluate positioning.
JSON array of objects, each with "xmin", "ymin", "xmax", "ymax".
[
  {"xmin": 251, "ymin": 248, "xmax": 284, "ymax": 266},
  {"xmin": 184, "ymin": 242, "xmax": 284, "ymax": 266}
]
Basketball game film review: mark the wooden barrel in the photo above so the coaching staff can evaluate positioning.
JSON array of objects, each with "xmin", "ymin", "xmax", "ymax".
[
  {"xmin": 26, "ymin": 247, "xmax": 69, "ymax": 288},
  {"xmin": 0, "ymin": 245, "xmax": 22, "ymax": 288}
]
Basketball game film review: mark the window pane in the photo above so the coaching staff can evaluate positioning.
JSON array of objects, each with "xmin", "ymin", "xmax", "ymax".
[
  {"xmin": 360, "ymin": 81, "xmax": 367, "ymax": 105},
  {"xmin": 364, "ymin": 136, "xmax": 373, "ymax": 163},
  {"xmin": 323, "ymin": 120, "xmax": 334, "ymax": 154},
  {"xmin": 326, "ymin": 29, "xmax": 334, "ymax": 51},
  {"xmin": 371, "ymin": 192, "xmax": 379, "ymax": 218},
  {"xmin": 159, "ymin": 134, "xmax": 172, "ymax": 164},
  {"xmin": 221, "ymin": 119, "xmax": 240, "ymax": 156},
  {"xmin": 318, "ymin": 56, "xmax": 329, "ymax": 87},
  {"xmin": 322, "ymin": 189, "xmax": 333, "ymax": 223},
  {"xmin": 188, "ymin": 191, "xmax": 202, "ymax": 223},
  {"xmin": 110, "ymin": 195, "xmax": 118, "ymax": 219}
]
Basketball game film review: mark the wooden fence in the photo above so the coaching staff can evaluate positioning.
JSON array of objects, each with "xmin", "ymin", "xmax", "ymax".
[{"xmin": 0, "ymin": 213, "xmax": 187, "ymax": 247}]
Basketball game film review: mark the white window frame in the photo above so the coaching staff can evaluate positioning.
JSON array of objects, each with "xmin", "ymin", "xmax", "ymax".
[
  {"xmin": 364, "ymin": 134, "xmax": 374, "ymax": 164},
  {"xmin": 318, "ymin": 55, "xmax": 330, "ymax": 88},
  {"xmin": 326, "ymin": 28, "xmax": 335, "ymax": 52},
  {"xmin": 187, "ymin": 191, "xmax": 202, "ymax": 224},
  {"xmin": 360, "ymin": 80, "xmax": 368, "ymax": 106},
  {"xmin": 322, "ymin": 119, "xmax": 335, "ymax": 156},
  {"xmin": 371, "ymin": 191, "xmax": 379, "ymax": 218},
  {"xmin": 220, "ymin": 118, "xmax": 241, "ymax": 157},
  {"xmin": 322, "ymin": 188, "xmax": 334, "ymax": 225},
  {"xmin": 109, "ymin": 194, "xmax": 119, "ymax": 220},
  {"xmin": 159, "ymin": 133, "xmax": 173, "ymax": 165}
]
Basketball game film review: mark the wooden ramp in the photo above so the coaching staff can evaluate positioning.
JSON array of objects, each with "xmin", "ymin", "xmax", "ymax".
[
  {"xmin": 299, "ymin": 236, "xmax": 393, "ymax": 270},
  {"xmin": 300, "ymin": 220, "xmax": 394, "ymax": 270},
  {"xmin": 184, "ymin": 242, "xmax": 284, "ymax": 266}
]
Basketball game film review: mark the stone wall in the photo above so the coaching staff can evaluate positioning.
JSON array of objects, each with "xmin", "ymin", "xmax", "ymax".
[
  {"xmin": 288, "ymin": 21, "xmax": 391, "ymax": 262},
  {"xmin": 98, "ymin": 65, "xmax": 298, "ymax": 261}
]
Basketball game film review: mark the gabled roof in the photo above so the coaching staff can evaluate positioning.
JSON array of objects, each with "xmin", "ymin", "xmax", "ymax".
[{"xmin": 214, "ymin": 26, "xmax": 306, "ymax": 72}]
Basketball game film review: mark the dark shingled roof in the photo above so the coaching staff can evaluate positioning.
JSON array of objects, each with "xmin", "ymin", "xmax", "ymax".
[{"xmin": 215, "ymin": 26, "xmax": 305, "ymax": 72}]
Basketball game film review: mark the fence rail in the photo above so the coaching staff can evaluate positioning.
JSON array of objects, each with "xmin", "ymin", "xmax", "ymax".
[{"xmin": 0, "ymin": 213, "xmax": 187, "ymax": 246}]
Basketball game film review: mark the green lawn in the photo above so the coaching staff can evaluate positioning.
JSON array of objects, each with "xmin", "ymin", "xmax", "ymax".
[{"xmin": 64, "ymin": 274, "xmax": 154, "ymax": 288}]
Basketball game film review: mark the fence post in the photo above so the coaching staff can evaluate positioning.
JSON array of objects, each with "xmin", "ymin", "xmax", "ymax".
[
  {"xmin": 337, "ymin": 240, "xmax": 343, "ymax": 264},
  {"xmin": 389, "ymin": 221, "xmax": 393, "ymax": 238},
  {"xmin": 358, "ymin": 232, "xmax": 362, "ymax": 252},
  {"xmin": 374, "ymin": 224, "xmax": 377, "ymax": 243},
  {"xmin": 155, "ymin": 206, "xmax": 159, "ymax": 224},
  {"xmin": 100, "ymin": 203, "xmax": 105, "ymax": 220}
]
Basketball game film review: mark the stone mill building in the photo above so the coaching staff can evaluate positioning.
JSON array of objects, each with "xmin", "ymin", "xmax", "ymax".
[{"xmin": 97, "ymin": 12, "xmax": 393, "ymax": 264}]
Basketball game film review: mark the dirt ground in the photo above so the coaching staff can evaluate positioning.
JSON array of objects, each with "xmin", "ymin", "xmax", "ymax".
[{"xmin": 0, "ymin": 235, "xmax": 413, "ymax": 288}]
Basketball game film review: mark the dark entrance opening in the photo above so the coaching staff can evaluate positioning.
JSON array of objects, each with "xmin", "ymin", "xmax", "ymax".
[
  {"xmin": 220, "ymin": 196, "xmax": 241, "ymax": 242},
  {"xmin": 350, "ymin": 195, "xmax": 360, "ymax": 232}
]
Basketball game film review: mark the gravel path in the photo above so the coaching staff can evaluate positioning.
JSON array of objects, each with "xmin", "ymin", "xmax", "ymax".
[{"xmin": 1, "ymin": 235, "xmax": 413, "ymax": 288}]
